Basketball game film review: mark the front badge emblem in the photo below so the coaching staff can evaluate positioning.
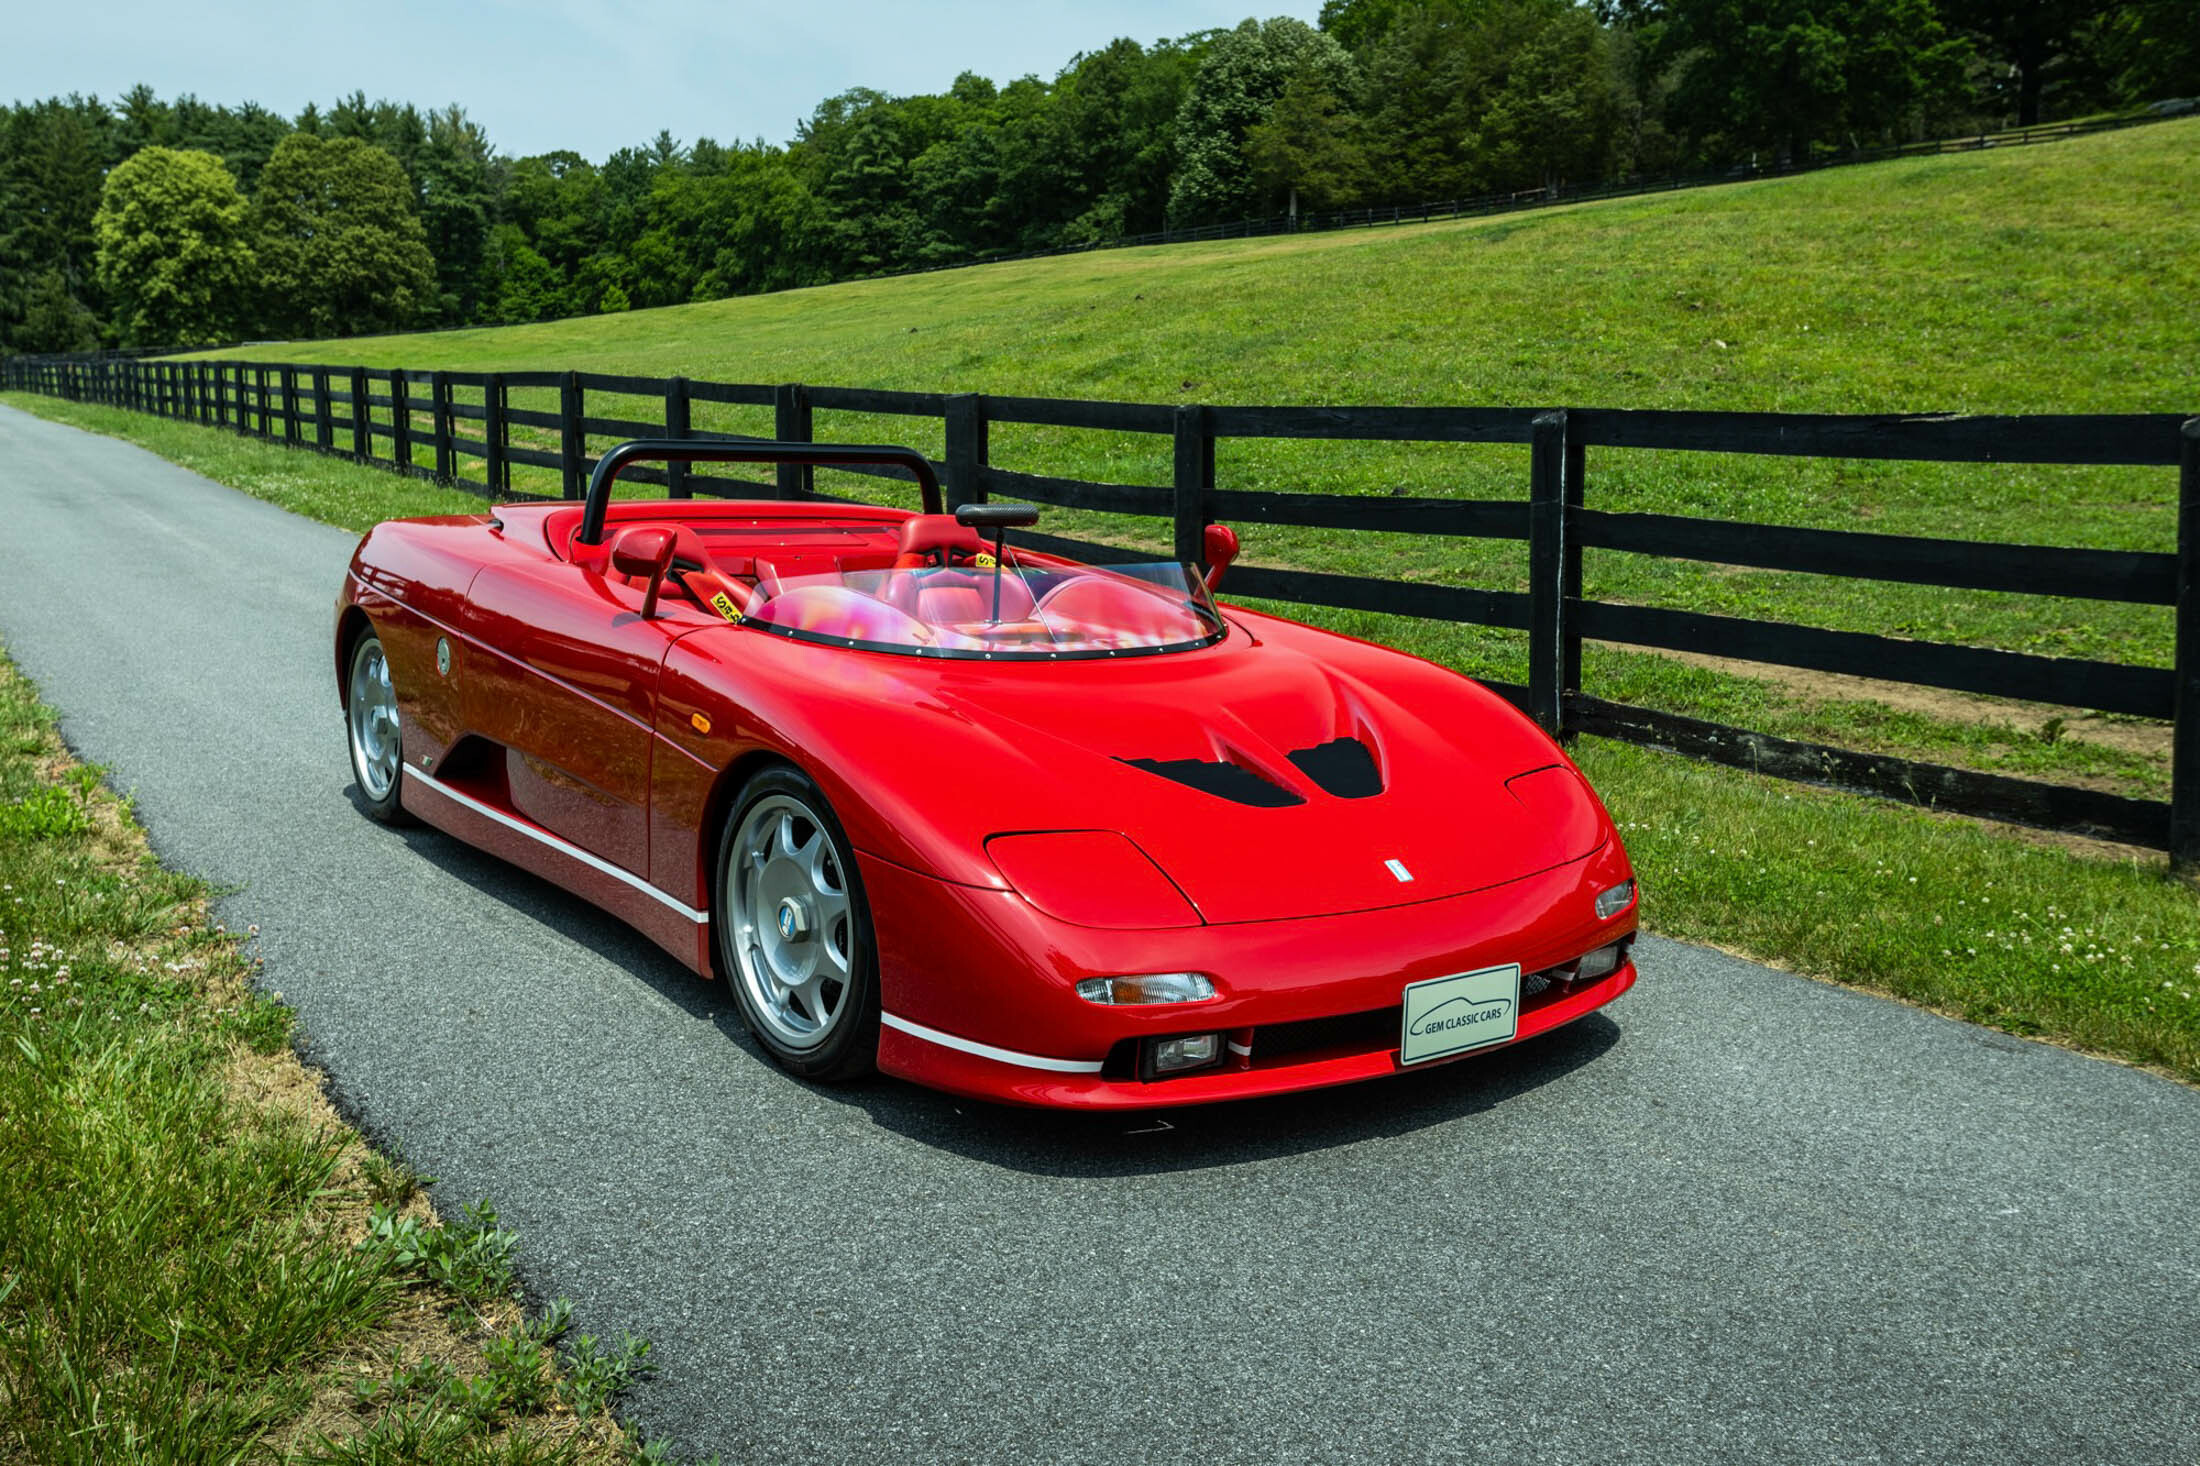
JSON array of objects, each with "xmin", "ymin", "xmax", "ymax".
[
  {"xmin": 434, "ymin": 637, "xmax": 451, "ymax": 676},
  {"xmin": 1385, "ymin": 858, "xmax": 1414, "ymax": 883}
]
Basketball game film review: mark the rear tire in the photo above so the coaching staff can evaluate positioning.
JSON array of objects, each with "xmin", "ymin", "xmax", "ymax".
[
  {"xmin": 345, "ymin": 630, "xmax": 413, "ymax": 825},
  {"xmin": 715, "ymin": 765, "xmax": 879, "ymax": 1081}
]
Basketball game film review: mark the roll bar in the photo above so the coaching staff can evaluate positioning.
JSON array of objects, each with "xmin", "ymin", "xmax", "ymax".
[{"xmin": 577, "ymin": 438, "xmax": 944, "ymax": 545}]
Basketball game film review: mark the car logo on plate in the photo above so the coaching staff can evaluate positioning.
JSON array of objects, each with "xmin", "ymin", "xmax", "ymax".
[{"xmin": 1406, "ymin": 993, "xmax": 1513, "ymax": 1038}]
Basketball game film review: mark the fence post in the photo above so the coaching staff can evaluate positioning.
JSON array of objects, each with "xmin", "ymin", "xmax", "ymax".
[
  {"xmin": 256, "ymin": 366, "xmax": 271, "ymax": 437},
  {"xmin": 2172, "ymin": 418, "xmax": 2200, "ymax": 873},
  {"xmin": 282, "ymin": 367, "xmax": 300, "ymax": 445},
  {"xmin": 774, "ymin": 383, "xmax": 812, "ymax": 499},
  {"xmin": 1527, "ymin": 409, "xmax": 1569, "ymax": 738},
  {"xmin": 484, "ymin": 373, "xmax": 507, "ymax": 496},
  {"xmin": 664, "ymin": 376, "xmax": 690, "ymax": 499},
  {"xmin": 945, "ymin": 393, "xmax": 988, "ymax": 510},
  {"xmin": 391, "ymin": 373, "xmax": 414, "ymax": 476},
  {"xmin": 1559, "ymin": 428, "xmax": 1587, "ymax": 738},
  {"xmin": 348, "ymin": 366, "xmax": 370, "ymax": 460},
  {"xmin": 559, "ymin": 371, "xmax": 585, "ymax": 498},
  {"xmin": 432, "ymin": 371, "xmax": 455, "ymax": 484},
  {"xmin": 1171, "ymin": 403, "xmax": 1212, "ymax": 565},
  {"xmin": 313, "ymin": 368, "xmax": 333, "ymax": 450}
]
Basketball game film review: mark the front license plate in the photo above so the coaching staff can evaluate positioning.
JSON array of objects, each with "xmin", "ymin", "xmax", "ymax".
[{"xmin": 1399, "ymin": 964, "xmax": 1522, "ymax": 1065}]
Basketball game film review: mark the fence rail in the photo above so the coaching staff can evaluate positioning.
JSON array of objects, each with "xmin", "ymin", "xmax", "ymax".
[{"xmin": 7, "ymin": 353, "xmax": 2197, "ymax": 862}]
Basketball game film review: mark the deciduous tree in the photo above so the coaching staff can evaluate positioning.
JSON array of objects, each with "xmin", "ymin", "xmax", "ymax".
[
  {"xmin": 93, "ymin": 146, "xmax": 254, "ymax": 346},
  {"xmin": 251, "ymin": 133, "xmax": 437, "ymax": 338},
  {"xmin": 1169, "ymin": 18, "xmax": 1357, "ymax": 226}
]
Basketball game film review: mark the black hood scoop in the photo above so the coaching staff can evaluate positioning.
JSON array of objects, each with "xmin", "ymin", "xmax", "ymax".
[
  {"xmin": 1287, "ymin": 737, "xmax": 1383, "ymax": 798},
  {"xmin": 1118, "ymin": 736, "xmax": 1381, "ymax": 807},
  {"xmin": 1118, "ymin": 756, "xmax": 1305, "ymax": 808}
]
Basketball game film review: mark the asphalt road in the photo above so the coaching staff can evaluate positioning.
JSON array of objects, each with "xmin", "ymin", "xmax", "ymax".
[{"xmin": 4, "ymin": 401, "xmax": 2199, "ymax": 1465}]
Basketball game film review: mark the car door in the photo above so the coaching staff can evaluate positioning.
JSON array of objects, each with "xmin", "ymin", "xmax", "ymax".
[{"xmin": 461, "ymin": 558, "xmax": 708, "ymax": 877}]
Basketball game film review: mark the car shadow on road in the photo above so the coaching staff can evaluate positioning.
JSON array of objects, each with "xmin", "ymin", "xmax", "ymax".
[
  {"xmin": 384, "ymin": 810, "xmax": 1626, "ymax": 1177},
  {"xmin": 817, "ymin": 1015, "xmax": 1622, "ymax": 1177}
]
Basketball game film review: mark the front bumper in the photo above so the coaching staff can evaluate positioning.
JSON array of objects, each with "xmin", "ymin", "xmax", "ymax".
[{"xmin": 861, "ymin": 838, "xmax": 1638, "ymax": 1110}]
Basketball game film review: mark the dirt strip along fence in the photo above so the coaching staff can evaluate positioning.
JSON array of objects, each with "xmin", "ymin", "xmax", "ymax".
[{"xmin": 9, "ymin": 354, "xmax": 2199, "ymax": 864}]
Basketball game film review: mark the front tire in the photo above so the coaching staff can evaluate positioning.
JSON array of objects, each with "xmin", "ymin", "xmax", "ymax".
[
  {"xmin": 345, "ymin": 630, "xmax": 412, "ymax": 825},
  {"xmin": 715, "ymin": 766, "xmax": 879, "ymax": 1081}
]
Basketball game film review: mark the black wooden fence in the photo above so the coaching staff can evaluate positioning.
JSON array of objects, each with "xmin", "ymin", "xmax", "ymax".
[{"xmin": 8, "ymin": 353, "xmax": 2198, "ymax": 865}]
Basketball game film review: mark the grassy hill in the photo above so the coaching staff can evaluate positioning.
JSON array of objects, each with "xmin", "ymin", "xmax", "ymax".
[{"xmin": 229, "ymin": 120, "xmax": 2198, "ymax": 417}]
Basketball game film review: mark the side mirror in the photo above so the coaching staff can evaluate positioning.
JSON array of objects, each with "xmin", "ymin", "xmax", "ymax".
[
  {"xmin": 1202, "ymin": 523, "xmax": 1240, "ymax": 590},
  {"xmin": 610, "ymin": 526, "xmax": 676, "ymax": 618}
]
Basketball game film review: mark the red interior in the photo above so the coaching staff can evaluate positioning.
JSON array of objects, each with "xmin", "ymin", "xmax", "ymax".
[{"xmin": 522, "ymin": 500, "xmax": 1202, "ymax": 652}]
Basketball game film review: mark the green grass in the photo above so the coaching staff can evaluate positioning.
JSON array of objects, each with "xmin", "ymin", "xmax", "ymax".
[
  {"xmin": 0, "ymin": 646, "xmax": 658, "ymax": 1464},
  {"xmin": 161, "ymin": 118, "xmax": 2200, "ymax": 793}
]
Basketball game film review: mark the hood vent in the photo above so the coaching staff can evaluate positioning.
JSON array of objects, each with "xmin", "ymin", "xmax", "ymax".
[
  {"xmin": 1119, "ymin": 756, "xmax": 1305, "ymax": 808},
  {"xmin": 1287, "ymin": 737, "xmax": 1383, "ymax": 798}
]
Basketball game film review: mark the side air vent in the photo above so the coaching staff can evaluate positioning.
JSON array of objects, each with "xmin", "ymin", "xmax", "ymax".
[
  {"xmin": 1119, "ymin": 756, "xmax": 1305, "ymax": 808},
  {"xmin": 1287, "ymin": 737, "xmax": 1383, "ymax": 798}
]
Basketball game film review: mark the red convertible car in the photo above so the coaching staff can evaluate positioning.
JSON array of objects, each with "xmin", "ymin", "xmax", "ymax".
[{"xmin": 336, "ymin": 441, "xmax": 1638, "ymax": 1108}]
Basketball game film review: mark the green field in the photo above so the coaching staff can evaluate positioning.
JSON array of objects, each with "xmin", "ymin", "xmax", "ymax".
[{"xmin": 178, "ymin": 118, "xmax": 2200, "ymax": 802}]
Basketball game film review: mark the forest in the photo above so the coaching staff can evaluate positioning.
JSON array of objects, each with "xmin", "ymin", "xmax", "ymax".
[{"xmin": 2, "ymin": 0, "xmax": 2192, "ymax": 354}]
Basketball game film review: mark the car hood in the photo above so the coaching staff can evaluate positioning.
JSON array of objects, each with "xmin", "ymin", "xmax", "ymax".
[{"xmin": 710, "ymin": 614, "xmax": 1610, "ymax": 926}]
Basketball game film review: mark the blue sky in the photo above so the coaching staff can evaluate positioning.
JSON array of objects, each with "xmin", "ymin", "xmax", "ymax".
[{"xmin": 11, "ymin": 1, "xmax": 1325, "ymax": 159}]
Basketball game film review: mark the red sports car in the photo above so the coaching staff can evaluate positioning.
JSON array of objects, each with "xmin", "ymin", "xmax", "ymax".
[{"xmin": 336, "ymin": 441, "xmax": 1638, "ymax": 1108}]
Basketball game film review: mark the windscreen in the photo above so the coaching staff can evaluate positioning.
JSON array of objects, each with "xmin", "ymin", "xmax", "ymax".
[{"xmin": 744, "ymin": 555, "xmax": 1227, "ymax": 660}]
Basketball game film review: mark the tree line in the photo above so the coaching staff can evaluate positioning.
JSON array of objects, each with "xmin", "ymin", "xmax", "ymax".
[{"xmin": 3, "ymin": 0, "xmax": 2192, "ymax": 354}]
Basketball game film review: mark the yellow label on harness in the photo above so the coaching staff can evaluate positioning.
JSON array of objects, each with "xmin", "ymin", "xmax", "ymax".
[
  {"xmin": 709, "ymin": 591, "xmax": 742, "ymax": 622},
  {"xmin": 974, "ymin": 552, "xmax": 996, "ymax": 568}
]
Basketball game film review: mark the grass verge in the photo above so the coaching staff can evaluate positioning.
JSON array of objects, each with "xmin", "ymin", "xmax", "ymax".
[
  {"xmin": 4, "ymin": 397, "xmax": 2196, "ymax": 1089},
  {"xmin": 0, "ymin": 645, "xmax": 687, "ymax": 1464}
]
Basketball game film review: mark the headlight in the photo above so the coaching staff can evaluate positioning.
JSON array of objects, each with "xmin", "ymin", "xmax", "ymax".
[
  {"xmin": 1075, "ymin": 973, "xmax": 1216, "ymax": 1005},
  {"xmin": 1594, "ymin": 879, "xmax": 1636, "ymax": 920}
]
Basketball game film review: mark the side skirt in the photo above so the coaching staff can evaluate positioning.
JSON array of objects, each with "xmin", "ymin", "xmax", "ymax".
[{"xmin": 402, "ymin": 765, "xmax": 714, "ymax": 976}]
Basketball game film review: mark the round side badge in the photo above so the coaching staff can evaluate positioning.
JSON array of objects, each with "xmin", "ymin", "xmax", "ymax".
[{"xmin": 435, "ymin": 637, "xmax": 452, "ymax": 676}]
